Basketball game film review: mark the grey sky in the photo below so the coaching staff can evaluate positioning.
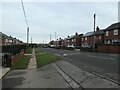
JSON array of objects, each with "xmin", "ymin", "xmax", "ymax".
[{"xmin": 0, "ymin": 1, "xmax": 118, "ymax": 43}]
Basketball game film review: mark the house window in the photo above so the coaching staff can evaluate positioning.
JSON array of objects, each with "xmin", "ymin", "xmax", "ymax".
[
  {"xmin": 106, "ymin": 31, "xmax": 109, "ymax": 36},
  {"xmin": 112, "ymin": 39, "xmax": 120, "ymax": 44},
  {"xmin": 113, "ymin": 29, "xmax": 118, "ymax": 35},
  {"xmin": 99, "ymin": 36, "xmax": 101, "ymax": 39},
  {"xmin": 82, "ymin": 38, "xmax": 84, "ymax": 41},
  {"xmin": 74, "ymin": 39, "xmax": 76, "ymax": 42},
  {"xmin": 85, "ymin": 37, "xmax": 87, "ymax": 41},
  {"xmin": 9, "ymin": 40, "xmax": 12, "ymax": 42},
  {"xmin": 107, "ymin": 40, "xmax": 111, "ymax": 44},
  {"xmin": 6, "ymin": 39, "xmax": 9, "ymax": 42}
]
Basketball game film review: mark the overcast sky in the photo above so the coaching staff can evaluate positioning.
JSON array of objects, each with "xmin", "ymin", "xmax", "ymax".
[{"xmin": 0, "ymin": 0, "xmax": 119, "ymax": 43}]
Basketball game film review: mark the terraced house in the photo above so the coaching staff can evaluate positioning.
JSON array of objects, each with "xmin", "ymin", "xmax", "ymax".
[
  {"xmin": 49, "ymin": 22, "xmax": 120, "ymax": 53},
  {"xmin": 0, "ymin": 32, "xmax": 24, "ymax": 46},
  {"xmin": 81, "ymin": 27, "xmax": 104, "ymax": 48},
  {"xmin": 104, "ymin": 22, "xmax": 120, "ymax": 45}
]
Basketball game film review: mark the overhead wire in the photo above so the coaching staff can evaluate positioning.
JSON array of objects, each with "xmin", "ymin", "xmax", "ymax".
[{"xmin": 21, "ymin": 0, "xmax": 28, "ymax": 27}]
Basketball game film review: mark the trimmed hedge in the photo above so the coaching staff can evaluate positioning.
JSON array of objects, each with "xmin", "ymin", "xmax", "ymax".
[{"xmin": 2, "ymin": 44, "xmax": 29, "ymax": 55}]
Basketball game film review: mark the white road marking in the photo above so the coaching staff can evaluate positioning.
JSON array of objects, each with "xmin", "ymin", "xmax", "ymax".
[
  {"xmin": 63, "ymin": 53, "xmax": 80, "ymax": 56},
  {"xmin": 63, "ymin": 54, "xmax": 67, "ymax": 56},
  {"xmin": 55, "ymin": 53, "xmax": 61, "ymax": 57},
  {"xmin": 87, "ymin": 55, "xmax": 115, "ymax": 60}
]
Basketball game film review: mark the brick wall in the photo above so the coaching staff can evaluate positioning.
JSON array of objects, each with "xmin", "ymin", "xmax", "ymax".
[
  {"xmin": 96, "ymin": 44, "xmax": 120, "ymax": 54},
  {"xmin": 104, "ymin": 30, "xmax": 119, "ymax": 40},
  {"xmin": 11, "ymin": 50, "xmax": 24, "ymax": 66}
]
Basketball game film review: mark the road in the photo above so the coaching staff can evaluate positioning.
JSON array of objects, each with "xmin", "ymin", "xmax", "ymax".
[{"xmin": 43, "ymin": 48, "xmax": 119, "ymax": 82}]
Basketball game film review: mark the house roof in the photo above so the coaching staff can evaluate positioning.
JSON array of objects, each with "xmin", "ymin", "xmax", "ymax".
[
  {"xmin": 95, "ymin": 29, "xmax": 105, "ymax": 35},
  {"xmin": 66, "ymin": 34, "xmax": 83, "ymax": 40},
  {"xmin": 83, "ymin": 31, "xmax": 94, "ymax": 37},
  {"xmin": 68, "ymin": 35, "xmax": 75, "ymax": 39},
  {"xmin": 1, "ymin": 32, "xmax": 9, "ymax": 39},
  {"xmin": 106, "ymin": 22, "xmax": 120, "ymax": 30},
  {"xmin": 82, "ymin": 29, "xmax": 105, "ymax": 37}
]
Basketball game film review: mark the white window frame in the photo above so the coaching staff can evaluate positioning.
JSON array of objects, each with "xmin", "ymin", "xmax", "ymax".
[
  {"xmin": 106, "ymin": 31, "xmax": 109, "ymax": 36},
  {"xmin": 99, "ymin": 36, "xmax": 101, "ymax": 39},
  {"xmin": 113, "ymin": 29, "xmax": 118, "ymax": 35},
  {"xmin": 82, "ymin": 38, "xmax": 84, "ymax": 41},
  {"xmin": 85, "ymin": 37, "xmax": 87, "ymax": 41},
  {"xmin": 74, "ymin": 39, "xmax": 76, "ymax": 42}
]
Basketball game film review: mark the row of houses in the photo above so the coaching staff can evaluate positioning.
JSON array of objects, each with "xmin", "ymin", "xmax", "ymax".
[
  {"xmin": 49, "ymin": 22, "xmax": 120, "ymax": 49},
  {"xmin": 0, "ymin": 32, "xmax": 24, "ymax": 46}
]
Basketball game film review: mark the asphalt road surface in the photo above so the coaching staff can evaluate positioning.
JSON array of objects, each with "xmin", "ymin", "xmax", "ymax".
[{"xmin": 43, "ymin": 48, "xmax": 119, "ymax": 82}]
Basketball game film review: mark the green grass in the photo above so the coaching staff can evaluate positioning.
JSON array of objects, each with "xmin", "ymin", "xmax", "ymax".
[
  {"xmin": 11, "ymin": 55, "xmax": 31, "ymax": 69},
  {"xmin": 26, "ymin": 48, "xmax": 32, "ymax": 54},
  {"xmin": 35, "ymin": 48, "xmax": 61, "ymax": 68},
  {"xmin": 35, "ymin": 48, "xmax": 43, "ymax": 54}
]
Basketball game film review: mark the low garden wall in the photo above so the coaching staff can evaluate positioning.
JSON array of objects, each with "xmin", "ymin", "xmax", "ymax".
[
  {"xmin": 11, "ymin": 50, "xmax": 24, "ymax": 66},
  {"xmin": 96, "ymin": 44, "xmax": 120, "ymax": 54},
  {"xmin": 2, "ymin": 44, "xmax": 30, "ymax": 67}
]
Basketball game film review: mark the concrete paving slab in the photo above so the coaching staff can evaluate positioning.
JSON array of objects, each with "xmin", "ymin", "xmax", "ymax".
[
  {"xmin": 55, "ymin": 60, "xmax": 119, "ymax": 88},
  {"xmin": 2, "ymin": 63, "xmax": 71, "ymax": 88},
  {"xmin": 27, "ymin": 48, "xmax": 37, "ymax": 69},
  {"xmin": 0, "ymin": 67, "xmax": 10, "ymax": 78}
]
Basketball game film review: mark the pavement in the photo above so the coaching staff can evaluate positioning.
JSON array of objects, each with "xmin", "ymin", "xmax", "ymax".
[
  {"xmin": 43, "ymin": 48, "xmax": 119, "ymax": 81},
  {"xmin": 55, "ymin": 60, "xmax": 119, "ymax": 88},
  {"xmin": 0, "ymin": 65, "xmax": 10, "ymax": 79},
  {"xmin": 27, "ymin": 48, "xmax": 37, "ymax": 69},
  {"xmin": 2, "ymin": 48, "xmax": 120, "ymax": 89},
  {"xmin": 1, "ymin": 48, "xmax": 36, "ymax": 79}
]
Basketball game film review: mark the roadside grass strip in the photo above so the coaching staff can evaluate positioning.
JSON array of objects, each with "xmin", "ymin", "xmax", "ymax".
[
  {"xmin": 36, "ymin": 52, "xmax": 61, "ymax": 68},
  {"xmin": 35, "ymin": 48, "xmax": 43, "ymax": 54},
  {"xmin": 26, "ymin": 48, "xmax": 33, "ymax": 54}
]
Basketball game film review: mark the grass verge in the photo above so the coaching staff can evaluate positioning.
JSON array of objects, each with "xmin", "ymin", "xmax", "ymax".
[
  {"xmin": 35, "ymin": 48, "xmax": 61, "ymax": 68},
  {"xmin": 26, "ymin": 48, "xmax": 33, "ymax": 54},
  {"xmin": 11, "ymin": 55, "xmax": 31, "ymax": 69}
]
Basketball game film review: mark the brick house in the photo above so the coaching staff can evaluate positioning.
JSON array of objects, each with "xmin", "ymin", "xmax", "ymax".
[
  {"xmin": 0, "ymin": 32, "xmax": 24, "ymax": 46},
  {"xmin": 66, "ymin": 35, "xmax": 74, "ymax": 47},
  {"xmin": 63, "ymin": 32, "xmax": 83, "ymax": 48},
  {"xmin": 94, "ymin": 26, "xmax": 105, "ymax": 45},
  {"xmin": 81, "ymin": 31, "xmax": 93, "ymax": 47},
  {"xmin": 0, "ymin": 32, "xmax": 13, "ymax": 46},
  {"xmin": 104, "ymin": 22, "xmax": 120, "ymax": 44},
  {"xmin": 71, "ymin": 32, "xmax": 83, "ymax": 48},
  {"xmin": 62, "ymin": 38, "xmax": 67, "ymax": 47},
  {"xmin": 81, "ymin": 26, "xmax": 105, "ymax": 47},
  {"xmin": 95, "ymin": 22, "xmax": 120, "ymax": 54},
  {"xmin": 0, "ymin": 32, "xmax": 2, "ymax": 46}
]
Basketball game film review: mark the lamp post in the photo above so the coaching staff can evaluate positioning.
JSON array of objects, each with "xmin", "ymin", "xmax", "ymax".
[{"xmin": 93, "ymin": 14, "xmax": 96, "ymax": 52}]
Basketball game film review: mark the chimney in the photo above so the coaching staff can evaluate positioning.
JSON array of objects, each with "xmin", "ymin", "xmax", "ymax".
[
  {"xmin": 75, "ymin": 32, "xmax": 78, "ymax": 36},
  {"xmin": 96, "ymin": 26, "xmax": 100, "ymax": 31}
]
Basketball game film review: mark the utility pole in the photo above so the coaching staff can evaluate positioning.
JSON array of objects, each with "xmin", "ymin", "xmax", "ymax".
[
  {"xmin": 27, "ymin": 27, "xmax": 29, "ymax": 44},
  {"xmin": 31, "ymin": 37, "xmax": 32, "ymax": 44},
  {"xmin": 50, "ymin": 34, "xmax": 51, "ymax": 42},
  {"xmin": 93, "ymin": 14, "xmax": 96, "ymax": 52},
  {"xmin": 55, "ymin": 32, "xmax": 57, "ymax": 46},
  {"xmin": 55, "ymin": 32, "xmax": 56, "ymax": 41}
]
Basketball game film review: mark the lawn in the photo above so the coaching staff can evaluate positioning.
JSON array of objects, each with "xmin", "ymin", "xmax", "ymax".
[
  {"xmin": 35, "ymin": 48, "xmax": 61, "ymax": 68},
  {"xmin": 26, "ymin": 48, "xmax": 33, "ymax": 54},
  {"xmin": 11, "ymin": 55, "xmax": 31, "ymax": 69},
  {"xmin": 11, "ymin": 48, "xmax": 32, "ymax": 69}
]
